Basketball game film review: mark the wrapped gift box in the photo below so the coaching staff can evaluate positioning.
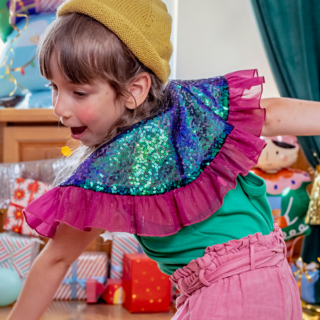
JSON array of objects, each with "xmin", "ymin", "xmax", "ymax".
[
  {"xmin": 123, "ymin": 253, "xmax": 171, "ymax": 313},
  {"xmin": 110, "ymin": 233, "xmax": 142, "ymax": 279},
  {"xmin": 54, "ymin": 252, "xmax": 108, "ymax": 300},
  {"xmin": 4, "ymin": 177, "xmax": 50, "ymax": 237},
  {"xmin": 292, "ymin": 260, "xmax": 320, "ymax": 304},
  {"xmin": 101, "ymin": 279, "xmax": 125, "ymax": 304},
  {"xmin": 86, "ymin": 278, "xmax": 107, "ymax": 304},
  {"xmin": 0, "ymin": 232, "xmax": 40, "ymax": 278}
]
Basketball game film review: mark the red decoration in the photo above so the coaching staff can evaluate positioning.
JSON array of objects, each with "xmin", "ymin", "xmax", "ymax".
[
  {"xmin": 101, "ymin": 279, "xmax": 125, "ymax": 304},
  {"xmin": 13, "ymin": 187, "xmax": 25, "ymax": 201},
  {"xmin": 123, "ymin": 253, "xmax": 171, "ymax": 313},
  {"xmin": 12, "ymin": 205, "xmax": 24, "ymax": 220},
  {"xmin": 12, "ymin": 222, "xmax": 23, "ymax": 234},
  {"xmin": 16, "ymin": 177, "xmax": 24, "ymax": 184}
]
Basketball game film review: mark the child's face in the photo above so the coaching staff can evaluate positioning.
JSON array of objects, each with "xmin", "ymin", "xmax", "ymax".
[{"xmin": 49, "ymin": 56, "xmax": 126, "ymax": 146}]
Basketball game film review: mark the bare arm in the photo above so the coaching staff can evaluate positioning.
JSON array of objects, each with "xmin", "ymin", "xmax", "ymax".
[
  {"xmin": 7, "ymin": 225, "xmax": 103, "ymax": 320},
  {"xmin": 261, "ymin": 97, "xmax": 320, "ymax": 137}
]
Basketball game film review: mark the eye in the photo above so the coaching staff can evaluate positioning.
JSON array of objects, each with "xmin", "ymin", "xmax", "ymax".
[{"xmin": 74, "ymin": 91, "xmax": 89, "ymax": 97}]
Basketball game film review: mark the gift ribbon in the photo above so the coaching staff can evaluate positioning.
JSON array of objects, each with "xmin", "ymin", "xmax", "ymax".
[
  {"xmin": 111, "ymin": 265, "xmax": 123, "ymax": 273},
  {"xmin": 11, "ymin": 1, "xmax": 36, "ymax": 24},
  {"xmin": 27, "ymin": 181, "xmax": 41, "ymax": 203},
  {"xmin": 293, "ymin": 257, "xmax": 319, "ymax": 296},
  {"xmin": 62, "ymin": 260, "xmax": 106, "ymax": 299}
]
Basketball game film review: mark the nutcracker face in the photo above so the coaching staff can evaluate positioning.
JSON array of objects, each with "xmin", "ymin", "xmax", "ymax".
[
  {"xmin": 256, "ymin": 136, "xmax": 299, "ymax": 173},
  {"xmin": 251, "ymin": 136, "xmax": 311, "ymax": 242}
]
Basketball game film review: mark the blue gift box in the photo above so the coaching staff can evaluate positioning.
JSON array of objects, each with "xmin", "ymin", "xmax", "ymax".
[{"xmin": 292, "ymin": 261, "xmax": 319, "ymax": 304}]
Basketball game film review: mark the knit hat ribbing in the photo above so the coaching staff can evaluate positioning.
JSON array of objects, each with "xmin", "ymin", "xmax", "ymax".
[{"xmin": 57, "ymin": 0, "xmax": 173, "ymax": 83}]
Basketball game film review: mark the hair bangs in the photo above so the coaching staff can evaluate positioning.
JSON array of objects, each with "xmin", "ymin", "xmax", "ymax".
[{"xmin": 38, "ymin": 13, "xmax": 120, "ymax": 85}]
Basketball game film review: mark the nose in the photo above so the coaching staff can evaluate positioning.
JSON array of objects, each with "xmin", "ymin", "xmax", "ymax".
[{"xmin": 53, "ymin": 91, "xmax": 72, "ymax": 120}]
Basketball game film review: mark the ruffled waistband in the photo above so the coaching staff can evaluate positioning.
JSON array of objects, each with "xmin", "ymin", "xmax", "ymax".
[{"xmin": 170, "ymin": 224, "xmax": 286, "ymax": 309}]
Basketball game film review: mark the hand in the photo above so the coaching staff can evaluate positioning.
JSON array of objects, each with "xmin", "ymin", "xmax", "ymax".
[{"xmin": 6, "ymin": 224, "xmax": 103, "ymax": 320}]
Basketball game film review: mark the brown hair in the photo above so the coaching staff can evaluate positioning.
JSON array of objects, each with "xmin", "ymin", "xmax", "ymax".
[{"xmin": 38, "ymin": 12, "xmax": 165, "ymax": 185}]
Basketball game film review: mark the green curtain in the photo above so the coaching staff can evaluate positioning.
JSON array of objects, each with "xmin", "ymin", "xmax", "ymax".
[
  {"xmin": 251, "ymin": 0, "xmax": 320, "ymax": 304},
  {"xmin": 251, "ymin": 0, "xmax": 320, "ymax": 168}
]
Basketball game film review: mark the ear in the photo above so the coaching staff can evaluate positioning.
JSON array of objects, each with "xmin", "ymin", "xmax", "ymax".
[{"xmin": 125, "ymin": 72, "xmax": 151, "ymax": 110}]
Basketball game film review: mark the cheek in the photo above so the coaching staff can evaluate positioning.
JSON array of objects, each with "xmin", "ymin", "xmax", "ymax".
[{"xmin": 77, "ymin": 106, "xmax": 98, "ymax": 123}]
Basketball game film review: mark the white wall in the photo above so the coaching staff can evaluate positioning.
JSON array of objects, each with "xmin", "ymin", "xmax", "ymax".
[
  {"xmin": 0, "ymin": 0, "xmax": 279, "ymax": 98},
  {"xmin": 175, "ymin": 0, "xmax": 280, "ymax": 98},
  {"xmin": 162, "ymin": 0, "xmax": 179, "ymax": 79}
]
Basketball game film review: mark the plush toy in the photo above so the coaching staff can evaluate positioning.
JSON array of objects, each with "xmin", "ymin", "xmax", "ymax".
[{"xmin": 251, "ymin": 136, "xmax": 311, "ymax": 241}]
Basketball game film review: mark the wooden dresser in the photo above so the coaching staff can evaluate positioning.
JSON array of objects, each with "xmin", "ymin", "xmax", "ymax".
[
  {"xmin": 0, "ymin": 108, "xmax": 110, "ymax": 254},
  {"xmin": 0, "ymin": 108, "xmax": 70, "ymax": 163}
]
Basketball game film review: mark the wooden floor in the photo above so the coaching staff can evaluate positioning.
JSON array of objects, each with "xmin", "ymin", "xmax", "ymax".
[
  {"xmin": 0, "ymin": 301, "xmax": 317, "ymax": 319},
  {"xmin": 0, "ymin": 302, "xmax": 176, "ymax": 320}
]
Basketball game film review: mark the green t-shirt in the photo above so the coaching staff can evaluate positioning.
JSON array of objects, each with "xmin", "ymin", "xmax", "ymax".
[{"xmin": 135, "ymin": 172, "xmax": 274, "ymax": 275}]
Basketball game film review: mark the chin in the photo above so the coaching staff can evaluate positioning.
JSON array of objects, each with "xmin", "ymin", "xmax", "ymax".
[{"xmin": 80, "ymin": 140, "xmax": 96, "ymax": 147}]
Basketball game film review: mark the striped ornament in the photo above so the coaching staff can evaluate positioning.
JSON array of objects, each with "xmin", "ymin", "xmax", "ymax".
[
  {"xmin": 53, "ymin": 252, "xmax": 108, "ymax": 300},
  {"xmin": 0, "ymin": 233, "xmax": 34, "ymax": 278},
  {"xmin": 110, "ymin": 233, "xmax": 142, "ymax": 279}
]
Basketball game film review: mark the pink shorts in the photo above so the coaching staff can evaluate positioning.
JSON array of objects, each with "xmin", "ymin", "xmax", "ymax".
[{"xmin": 170, "ymin": 225, "xmax": 301, "ymax": 320}]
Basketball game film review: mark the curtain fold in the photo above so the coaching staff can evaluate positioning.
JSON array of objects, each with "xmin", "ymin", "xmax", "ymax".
[
  {"xmin": 251, "ymin": 0, "xmax": 320, "ymax": 168},
  {"xmin": 251, "ymin": 0, "xmax": 320, "ymax": 304}
]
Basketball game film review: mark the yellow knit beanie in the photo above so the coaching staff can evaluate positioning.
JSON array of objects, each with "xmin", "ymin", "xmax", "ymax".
[{"xmin": 57, "ymin": 0, "xmax": 173, "ymax": 84}]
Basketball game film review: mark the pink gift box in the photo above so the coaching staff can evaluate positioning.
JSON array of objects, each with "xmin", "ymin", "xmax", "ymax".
[{"xmin": 54, "ymin": 252, "xmax": 108, "ymax": 300}]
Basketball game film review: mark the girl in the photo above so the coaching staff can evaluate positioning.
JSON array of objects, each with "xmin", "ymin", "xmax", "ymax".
[{"xmin": 7, "ymin": 0, "xmax": 320, "ymax": 319}]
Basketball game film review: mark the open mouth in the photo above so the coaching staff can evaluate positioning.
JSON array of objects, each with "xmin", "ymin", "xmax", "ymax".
[{"xmin": 71, "ymin": 126, "xmax": 87, "ymax": 135}]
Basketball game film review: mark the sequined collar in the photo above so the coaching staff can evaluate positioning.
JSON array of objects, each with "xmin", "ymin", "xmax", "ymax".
[{"xmin": 61, "ymin": 76, "xmax": 231, "ymax": 196}]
